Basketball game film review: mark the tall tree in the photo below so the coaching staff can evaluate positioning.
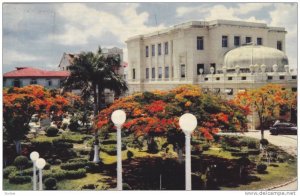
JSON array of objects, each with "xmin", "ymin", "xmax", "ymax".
[
  {"xmin": 63, "ymin": 47, "xmax": 128, "ymax": 162},
  {"xmin": 233, "ymin": 84, "xmax": 296, "ymax": 140}
]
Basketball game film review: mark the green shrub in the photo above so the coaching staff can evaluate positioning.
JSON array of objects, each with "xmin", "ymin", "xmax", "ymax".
[
  {"xmin": 68, "ymin": 158, "xmax": 89, "ymax": 163},
  {"xmin": 60, "ymin": 162, "xmax": 86, "ymax": 170},
  {"xmin": 247, "ymin": 140, "xmax": 259, "ymax": 149},
  {"xmin": 81, "ymin": 184, "xmax": 98, "ymax": 190},
  {"xmin": 68, "ymin": 119, "xmax": 80, "ymax": 131},
  {"xmin": 247, "ymin": 149, "xmax": 260, "ymax": 155},
  {"xmin": 43, "ymin": 169, "xmax": 67, "ymax": 180},
  {"xmin": 8, "ymin": 173, "xmax": 31, "ymax": 184},
  {"xmin": 260, "ymin": 139, "xmax": 269, "ymax": 146},
  {"xmin": 123, "ymin": 183, "xmax": 132, "ymax": 190},
  {"xmin": 46, "ymin": 126, "xmax": 59, "ymax": 137},
  {"xmin": 61, "ymin": 133, "xmax": 86, "ymax": 143},
  {"xmin": 147, "ymin": 140, "xmax": 158, "ymax": 154},
  {"xmin": 231, "ymin": 151, "xmax": 249, "ymax": 157},
  {"xmin": 44, "ymin": 162, "xmax": 51, "ymax": 170},
  {"xmin": 257, "ymin": 163, "xmax": 267, "ymax": 174},
  {"xmin": 22, "ymin": 168, "xmax": 34, "ymax": 176},
  {"xmin": 102, "ymin": 140, "xmax": 116, "ymax": 145},
  {"xmin": 85, "ymin": 162, "xmax": 102, "ymax": 173},
  {"xmin": 44, "ymin": 177, "xmax": 57, "ymax": 190},
  {"xmin": 65, "ymin": 169, "xmax": 86, "ymax": 179},
  {"xmin": 53, "ymin": 139, "xmax": 73, "ymax": 148},
  {"xmin": 3, "ymin": 166, "xmax": 17, "ymax": 178},
  {"xmin": 13, "ymin": 156, "xmax": 29, "ymax": 169},
  {"xmin": 53, "ymin": 159, "xmax": 62, "ymax": 165},
  {"xmin": 31, "ymin": 139, "xmax": 52, "ymax": 151},
  {"xmin": 100, "ymin": 144, "xmax": 127, "ymax": 156},
  {"xmin": 127, "ymin": 150, "xmax": 134, "ymax": 160},
  {"xmin": 202, "ymin": 144, "xmax": 211, "ymax": 151},
  {"xmin": 61, "ymin": 123, "xmax": 68, "ymax": 130},
  {"xmin": 224, "ymin": 146, "xmax": 240, "ymax": 152}
]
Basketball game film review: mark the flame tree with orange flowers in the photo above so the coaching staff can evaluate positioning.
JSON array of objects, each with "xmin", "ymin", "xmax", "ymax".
[
  {"xmin": 96, "ymin": 85, "xmax": 249, "ymax": 163},
  {"xmin": 233, "ymin": 84, "xmax": 296, "ymax": 140},
  {"xmin": 3, "ymin": 85, "xmax": 82, "ymax": 154}
]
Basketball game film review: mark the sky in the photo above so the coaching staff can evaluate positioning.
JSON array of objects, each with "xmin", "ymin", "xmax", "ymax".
[{"xmin": 2, "ymin": 2, "xmax": 298, "ymax": 73}]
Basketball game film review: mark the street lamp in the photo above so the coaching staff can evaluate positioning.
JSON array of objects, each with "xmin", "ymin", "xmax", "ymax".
[
  {"xmin": 30, "ymin": 151, "xmax": 39, "ymax": 191},
  {"xmin": 111, "ymin": 110, "xmax": 126, "ymax": 191},
  {"xmin": 179, "ymin": 113, "xmax": 198, "ymax": 190},
  {"xmin": 36, "ymin": 158, "xmax": 46, "ymax": 191}
]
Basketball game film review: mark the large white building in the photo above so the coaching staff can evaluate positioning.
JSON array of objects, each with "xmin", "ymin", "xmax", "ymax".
[{"xmin": 125, "ymin": 20, "xmax": 297, "ymax": 95}]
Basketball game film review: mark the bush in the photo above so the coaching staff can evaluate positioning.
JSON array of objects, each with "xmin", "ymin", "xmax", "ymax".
[
  {"xmin": 68, "ymin": 119, "xmax": 80, "ymax": 131},
  {"xmin": 44, "ymin": 162, "xmax": 51, "ymax": 170},
  {"xmin": 68, "ymin": 158, "xmax": 89, "ymax": 163},
  {"xmin": 223, "ymin": 146, "xmax": 240, "ymax": 152},
  {"xmin": 202, "ymin": 144, "xmax": 211, "ymax": 151},
  {"xmin": 247, "ymin": 149, "xmax": 260, "ymax": 155},
  {"xmin": 31, "ymin": 139, "xmax": 52, "ymax": 151},
  {"xmin": 100, "ymin": 144, "xmax": 127, "ymax": 156},
  {"xmin": 43, "ymin": 169, "xmax": 67, "ymax": 180},
  {"xmin": 231, "ymin": 151, "xmax": 249, "ymax": 157},
  {"xmin": 247, "ymin": 140, "xmax": 259, "ymax": 149},
  {"xmin": 44, "ymin": 177, "xmax": 57, "ymax": 190},
  {"xmin": 53, "ymin": 159, "xmax": 62, "ymax": 165},
  {"xmin": 13, "ymin": 156, "xmax": 29, "ymax": 169},
  {"xmin": 46, "ymin": 126, "xmax": 59, "ymax": 137},
  {"xmin": 147, "ymin": 140, "xmax": 159, "ymax": 154},
  {"xmin": 102, "ymin": 140, "xmax": 116, "ymax": 145},
  {"xmin": 61, "ymin": 123, "xmax": 68, "ymax": 130},
  {"xmin": 257, "ymin": 163, "xmax": 267, "ymax": 174},
  {"xmin": 81, "ymin": 184, "xmax": 98, "ymax": 190},
  {"xmin": 9, "ymin": 174, "xmax": 31, "ymax": 184},
  {"xmin": 61, "ymin": 134, "xmax": 86, "ymax": 143},
  {"xmin": 260, "ymin": 139, "xmax": 269, "ymax": 146},
  {"xmin": 127, "ymin": 150, "xmax": 134, "ymax": 160},
  {"xmin": 3, "ymin": 166, "xmax": 17, "ymax": 178},
  {"xmin": 53, "ymin": 139, "xmax": 73, "ymax": 148},
  {"xmin": 65, "ymin": 168, "xmax": 86, "ymax": 179},
  {"xmin": 85, "ymin": 162, "xmax": 102, "ymax": 173},
  {"xmin": 123, "ymin": 183, "xmax": 132, "ymax": 190},
  {"xmin": 60, "ymin": 162, "xmax": 86, "ymax": 170}
]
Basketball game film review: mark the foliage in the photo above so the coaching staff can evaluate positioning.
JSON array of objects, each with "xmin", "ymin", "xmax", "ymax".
[
  {"xmin": 8, "ymin": 174, "xmax": 31, "ymax": 184},
  {"xmin": 13, "ymin": 156, "xmax": 29, "ymax": 169},
  {"xmin": 96, "ymin": 85, "xmax": 248, "ymax": 144},
  {"xmin": 68, "ymin": 117, "xmax": 80, "ymax": 132},
  {"xmin": 46, "ymin": 126, "xmax": 59, "ymax": 137},
  {"xmin": 260, "ymin": 139, "xmax": 269, "ymax": 147},
  {"xmin": 100, "ymin": 144, "xmax": 127, "ymax": 156},
  {"xmin": 127, "ymin": 150, "xmax": 134, "ymax": 160},
  {"xmin": 257, "ymin": 163, "xmax": 268, "ymax": 174},
  {"xmin": 44, "ymin": 177, "xmax": 57, "ymax": 190},
  {"xmin": 233, "ymin": 84, "xmax": 296, "ymax": 131},
  {"xmin": 3, "ymin": 166, "xmax": 17, "ymax": 178},
  {"xmin": 60, "ymin": 162, "xmax": 86, "ymax": 170}
]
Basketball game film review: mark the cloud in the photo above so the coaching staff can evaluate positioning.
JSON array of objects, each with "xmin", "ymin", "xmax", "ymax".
[
  {"xmin": 3, "ymin": 49, "xmax": 44, "ymax": 65},
  {"xmin": 51, "ymin": 3, "xmax": 165, "ymax": 46}
]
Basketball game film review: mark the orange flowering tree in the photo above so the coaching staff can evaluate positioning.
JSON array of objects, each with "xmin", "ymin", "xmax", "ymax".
[
  {"xmin": 3, "ymin": 85, "xmax": 81, "ymax": 154},
  {"xmin": 233, "ymin": 84, "xmax": 296, "ymax": 139},
  {"xmin": 96, "ymin": 85, "xmax": 248, "ymax": 158}
]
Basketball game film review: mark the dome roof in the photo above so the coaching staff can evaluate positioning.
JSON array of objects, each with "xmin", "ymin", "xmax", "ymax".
[{"xmin": 223, "ymin": 45, "xmax": 288, "ymax": 72}]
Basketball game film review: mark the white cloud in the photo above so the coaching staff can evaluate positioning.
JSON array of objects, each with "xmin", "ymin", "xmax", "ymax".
[
  {"xmin": 3, "ymin": 49, "xmax": 44, "ymax": 65},
  {"xmin": 235, "ymin": 3, "xmax": 272, "ymax": 15},
  {"xmin": 51, "ymin": 3, "xmax": 165, "ymax": 46}
]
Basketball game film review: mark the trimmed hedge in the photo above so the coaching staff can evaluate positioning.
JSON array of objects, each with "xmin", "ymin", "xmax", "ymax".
[
  {"xmin": 44, "ymin": 177, "xmax": 57, "ymax": 190},
  {"xmin": 46, "ymin": 126, "xmax": 59, "ymax": 137},
  {"xmin": 60, "ymin": 162, "xmax": 86, "ymax": 170},
  {"xmin": 8, "ymin": 173, "xmax": 31, "ymax": 184},
  {"xmin": 13, "ymin": 156, "xmax": 29, "ymax": 169},
  {"xmin": 85, "ymin": 162, "xmax": 102, "ymax": 173},
  {"xmin": 65, "ymin": 169, "xmax": 86, "ymax": 179},
  {"xmin": 100, "ymin": 144, "xmax": 127, "ymax": 156},
  {"xmin": 3, "ymin": 166, "xmax": 17, "ymax": 178},
  {"xmin": 101, "ymin": 140, "xmax": 116, "ymax": 145},
  {"xmin": 231, "ymin": 151, "xmax": 249, "ymax": 157},
  {"xmin": 257, "ymin": 163, "xmax": 267, "ymax": 174},
  {"xmin": 43, "ymin": 169, "xmax": 87, "ymax": 180}
]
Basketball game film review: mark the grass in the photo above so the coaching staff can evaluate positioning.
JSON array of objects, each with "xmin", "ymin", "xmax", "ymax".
[
  {"xmin": 202, "ymin": 147, "xmax": 237, "ymax": 160},
  {"xmin": 221, "ymin": 161, "xmax": 297, "ymax": 190}
]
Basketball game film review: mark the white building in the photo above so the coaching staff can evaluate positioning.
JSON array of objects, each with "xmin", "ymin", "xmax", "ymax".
[
  {"xmin": 3, "ymin": 67, "xmax": 69, "ymax": 89},
  {"xmin": 126, "ymin": 19, "xmax": 296, "ymax": 94}
]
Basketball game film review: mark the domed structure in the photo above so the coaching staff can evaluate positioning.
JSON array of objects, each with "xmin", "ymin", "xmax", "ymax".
[{"xmin": 223, "ymin": 45, "xmax": 288, "ymax": 72}]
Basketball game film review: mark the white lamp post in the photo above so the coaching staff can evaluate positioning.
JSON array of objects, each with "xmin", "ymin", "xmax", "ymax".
[
  {"xmin": 179, "ymin": 113, "xmax": 197, "ymax": 191},
  {"xmin": 111, "ymin": 110, "xmax": 126, "ymax": 191},
  {"xmin": 30, "ymin": 151, "xmax": 39, "ymax": 191},
  {"xmin": 36, "ymin": 158, "xmax": 46, "ymax": 191}
]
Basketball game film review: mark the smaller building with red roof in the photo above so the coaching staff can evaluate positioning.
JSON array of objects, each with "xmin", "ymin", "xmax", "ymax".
[{"xmin": 3, "ymin": 67, "xmax": 70, "ymax": 88}]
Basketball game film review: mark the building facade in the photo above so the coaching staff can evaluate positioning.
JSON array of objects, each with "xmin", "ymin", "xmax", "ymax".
[
  {"xmin": 3, "ymin": 67, "xmax": 70, "ymax": 89},
  {"xmin": 126, "ymin": 20, "xmax": 296, "ymax": 94}
]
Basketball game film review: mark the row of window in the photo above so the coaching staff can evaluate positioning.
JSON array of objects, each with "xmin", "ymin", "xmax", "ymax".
[
  {"xmin": 12, "ymin": 79, "xmax": 54, "ymax": 87},
  {"xmin": 206, "ymin": 87, "xmax": 297, "ymax": 95},
  {"xmin": 197, "ymin": 36, "xmax": 283, "ymax": 50},
  {"xmin": 203, "ymin": 75, "xmax": 297, "ymax": 81},
  {"xmin": 145, "ymin": 42, "xmax": 169, "ymax": 57}
]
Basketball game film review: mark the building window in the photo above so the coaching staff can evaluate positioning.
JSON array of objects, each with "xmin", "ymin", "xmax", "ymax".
[
  {"xmin": 210, "ymin": 63, "xmax": 216, "ymax": 74},
  {"xmin": 146, "ymin": 68, "xmax": 149, "ymax": 79},
  {"xmin": 164, "ymin": 42, "xmax": 168, "ymax": 55},
  {"xmin": 279, "ymin": 76, "xmax": 285, "ymax": 80},
  {"xmin": 246, "ymin": 37, "xmax": 252, "ymax": 44},
  {"xmin": 268, "ymin": 76, "xmax": 273, "ymax": 80},
  {"xmin": 225, "ymin": 88, "xmax": 233, "ymax": 95},
  {"xmin": 292, "ymin": 76, "xmax": 297, "ymax": 80},
  {"xmin": 204, "ymin": 78, "xmax": 208, "ymax": 81},
  {"xmin": 30, "ymin": 79, "xmax": 37, "ymax": 85},
  {"xmin": 132, "ymin": 69, "xmax": 136, "ymax": 80},
  {"xmin": 197, "ymin": 36, "xmax": 204, "ymax": 50},
  {"xmin": 158, "ymin": 43, "xmax": 161, "ymax": 56},
  {"xmin": 165, "ymin": 66, "xmax": 169, "ymax": 78},
  {"xmin": 158, "ymin": 67, "xmax": 162, "ymax": 79},
  {"xmin": 222, "ymin": 36, "xmax": 228, "ymax": 47},
  {"xmin": 146, "ymin": 46, "xmax": 149, "ymax": 57},
  {"xmin": 13, "ymin": 79, "xmax": 21, "ymax": 87},
  {"xmin": 151, "ymin": 45, "xmax": 155, "ymax": 56},
  {"xmin": 197, "ymin": 64, "xmax": 204, "ymax": 75},
  {"xmin": 180, "ymin": 64, "xmax": 186, "ymax": 78},
  {"xmin": 277, "ymin": 41, "xmax": 282, "ymax": 50},
  {"xmin": 216, "ymin": 77, "xmax": 220, "ymax": 80},
  {"xmin": 292, "ymin": 87, "xmax": 297, "ymax": 92},
  {"xmin": 47, "ymin": 79, "xmax": 52, "ymax": 87},
  {"xmin": 241, "ymin": 76, "xmax": 247, "ymax": 80},
  {"xmin": 257, "ymin": 37, "xmax": 263, "ymax": 45},
  {"xmin": 152, "ymin": 67, "xmax": 155, "ymax": 79},
  {"xmin": 228, "ymin": 77, "xmax": 233, "ymax": 80},
  {"xmin": 234, "ymin": 36, "xmax": 240, "ymax": 46}
]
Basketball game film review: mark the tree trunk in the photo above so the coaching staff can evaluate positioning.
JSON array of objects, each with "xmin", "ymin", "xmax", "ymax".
[
  {"xmin": 14, "ymin": 140, "xmax": 22, "ymax": 155},
  {"xmin": 260, "ymin": 129, "xmax": 264, "ymax": 140},
  {"xmin": 177, "ymin": 147, "xmax": 184, "ymax": 164}
]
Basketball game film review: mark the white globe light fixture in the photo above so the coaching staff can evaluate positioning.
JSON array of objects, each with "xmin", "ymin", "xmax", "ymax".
[
  {"xmin": 111, "ymin": 110, "xmax": 127, "ymax": 190},
  {"xmin": 179, "ymin": 113, "xmax": 197, "ymax": 191},
  {"xmin": 30, "ymin": 151, "xmax": 39, "ymax": 191},
  {"xmin": 36, "ymin": 158, "xmax": 46, "ymax": 190}
]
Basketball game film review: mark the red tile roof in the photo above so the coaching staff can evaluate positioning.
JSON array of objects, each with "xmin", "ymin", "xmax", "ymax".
[{"xmin": 3, "ymin": 67, "xmax": 70, "ymax": 78}]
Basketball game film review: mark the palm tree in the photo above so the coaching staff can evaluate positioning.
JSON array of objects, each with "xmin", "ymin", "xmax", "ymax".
[{"xmin": 63, "ymin": 47, "xmax": 128, "ymax": 163}]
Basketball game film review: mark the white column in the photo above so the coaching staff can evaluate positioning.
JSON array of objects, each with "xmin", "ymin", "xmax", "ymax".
[
  {"xmin": 33, "ymin": 162, "xmax": 37, "ymax": 190},
  {"xmin": 93, "ymin": 144, "xmax": 100, "ymax": 163},
  {"xmin": 185, "ymin": 134, "xmax": 192, "ymax": 190},
  {"xmin": 39, "ymin": 169, "xmax": 43, "ymax": 191},
  {"xmin": 117, "ymin": 125, "xmax": 122, "ymax": 190}
]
